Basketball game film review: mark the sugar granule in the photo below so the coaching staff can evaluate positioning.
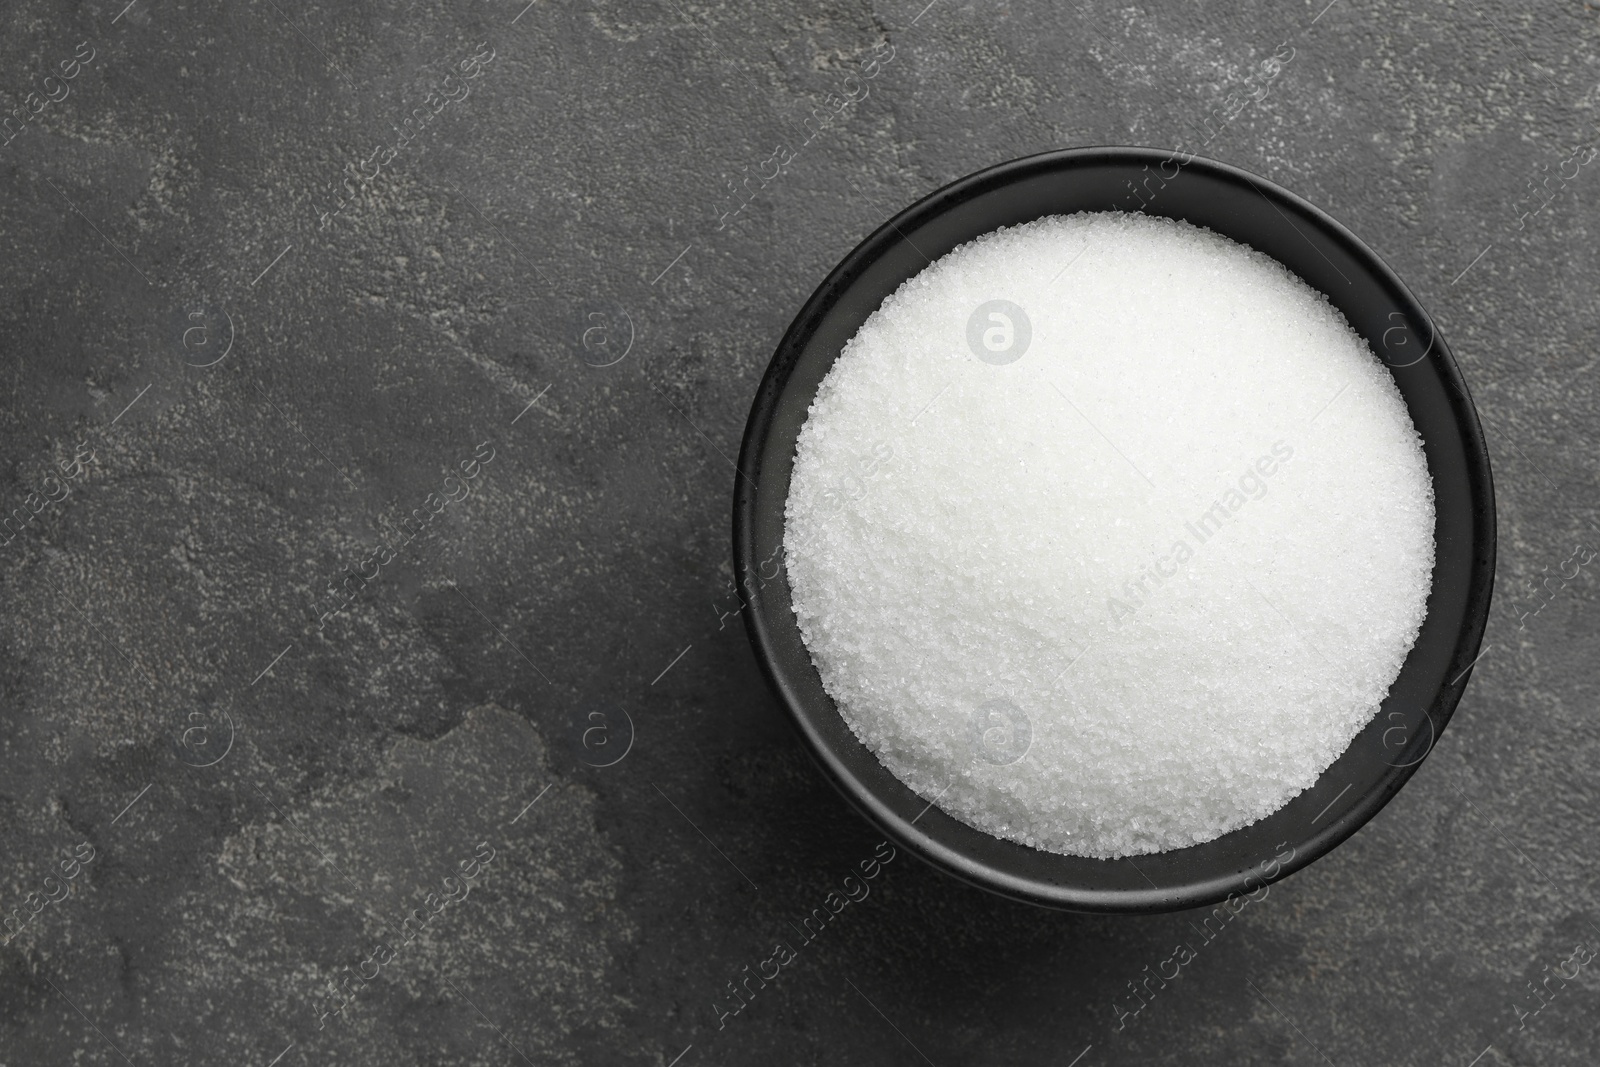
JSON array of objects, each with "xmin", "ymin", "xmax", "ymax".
[{"xmin": 783, "ymin": 211, "xmax": 1436, "ymax": 859}]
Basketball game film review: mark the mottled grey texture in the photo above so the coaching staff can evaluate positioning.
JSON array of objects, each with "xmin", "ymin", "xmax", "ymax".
[{"xmin": 0, "ymin": 0, "xmax": 1594, "ymax": 1065}]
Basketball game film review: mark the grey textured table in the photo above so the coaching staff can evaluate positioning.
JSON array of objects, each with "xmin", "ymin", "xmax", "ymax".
[{"xmin": 0, "ymin": 1, "xmax": 1594, "ymax": 1064}]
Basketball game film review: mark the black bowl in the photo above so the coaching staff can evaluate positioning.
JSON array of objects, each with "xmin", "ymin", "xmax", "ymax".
[{"xmin": 733, "ymin": 147, "xmax": 1495, "ymax": 913}]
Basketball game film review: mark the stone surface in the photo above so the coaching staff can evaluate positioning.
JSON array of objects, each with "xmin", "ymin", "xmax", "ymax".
[{"xmin": 0, "ymin": 0, "xmax": 1595, "ymax": 1065}]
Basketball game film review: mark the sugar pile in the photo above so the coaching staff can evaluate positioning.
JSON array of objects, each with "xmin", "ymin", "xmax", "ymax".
[{"xmin": 783, "ymin": 212, "xmax": 1435, "ymax": 859}]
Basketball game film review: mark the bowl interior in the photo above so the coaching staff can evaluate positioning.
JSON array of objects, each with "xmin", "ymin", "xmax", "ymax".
[{"xmin": 734, "ymin": 147, "xmax": 1495, "ymax": 913}]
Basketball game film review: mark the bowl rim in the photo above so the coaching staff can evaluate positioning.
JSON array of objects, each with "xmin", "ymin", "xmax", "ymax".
[{"xmin": 732, "ymin": 145, "xmax": 1496, "ymax": 913}]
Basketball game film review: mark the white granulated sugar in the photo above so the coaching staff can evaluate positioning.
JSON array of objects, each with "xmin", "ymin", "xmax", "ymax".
[{"xmin": 783, "ymin": 211, "xmax": 1435, "ymax": 859}]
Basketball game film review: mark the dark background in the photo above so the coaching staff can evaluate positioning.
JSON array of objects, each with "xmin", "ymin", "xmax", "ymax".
[{"xmin": 0, "ymin": 1, "xmax": 1595, "ymax": 1064}]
